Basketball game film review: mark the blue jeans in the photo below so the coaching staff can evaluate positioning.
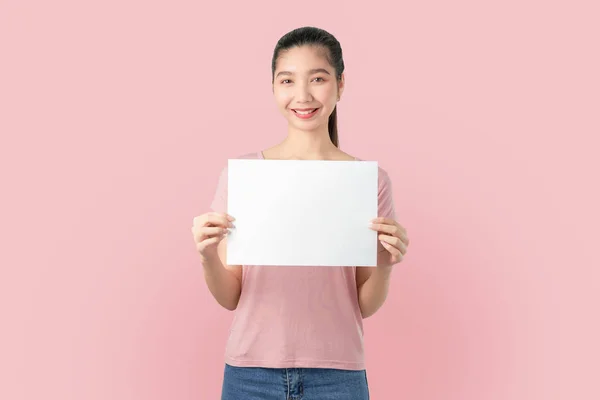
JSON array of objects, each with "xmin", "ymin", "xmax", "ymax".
[{"xmin": 221, "ymin": 363, "xmax": 370, "ymax": 400}]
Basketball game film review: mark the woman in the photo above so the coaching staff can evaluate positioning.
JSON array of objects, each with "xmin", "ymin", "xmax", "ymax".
[{"xmin": 192, "ymin": 26, "xmax": 410, "ymax": 400}]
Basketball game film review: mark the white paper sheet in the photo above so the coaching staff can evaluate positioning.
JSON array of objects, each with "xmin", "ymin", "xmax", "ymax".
[{"xmin": 226, "ymin": 159, "xmax": 379, "ymax": 266}]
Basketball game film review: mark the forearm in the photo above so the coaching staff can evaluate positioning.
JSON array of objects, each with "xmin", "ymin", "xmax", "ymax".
[
  {"xmin": 202, "ymin": 256, "xmax": 241, "ymax": 311},
  {"xmin": 358, "ymin": 266, "xmax": 393, "ymax": 318}
]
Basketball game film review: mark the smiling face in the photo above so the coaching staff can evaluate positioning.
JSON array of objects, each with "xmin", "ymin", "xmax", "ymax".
[{"xmin": 272, "ymin": 45, "xmax": 344, "ymax": 132}]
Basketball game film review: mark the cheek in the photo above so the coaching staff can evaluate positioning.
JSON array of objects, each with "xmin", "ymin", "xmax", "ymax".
[
  {"xmin": 274, "ymin": 90, "xmax": 292, "ymax": 108},
  {"xmin": 318, "ymin": 85, "xmax": 337, "ymax": 103}
]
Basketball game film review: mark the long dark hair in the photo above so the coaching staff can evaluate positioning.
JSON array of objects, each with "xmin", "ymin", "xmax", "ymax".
[{"xmin": 271, "ymin": 26, "xmax": 345, "ymax": 147}]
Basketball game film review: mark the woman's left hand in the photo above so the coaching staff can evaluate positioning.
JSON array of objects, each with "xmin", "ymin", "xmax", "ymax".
[{"xmin": 369, "ymin": 217, "xmax": 410, "ymax": 267}]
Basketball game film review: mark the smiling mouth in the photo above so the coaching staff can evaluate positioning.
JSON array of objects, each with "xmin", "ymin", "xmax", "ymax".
[{"xmin": 292, "ymin": 108, "xmax": 319, "ymax": 115}]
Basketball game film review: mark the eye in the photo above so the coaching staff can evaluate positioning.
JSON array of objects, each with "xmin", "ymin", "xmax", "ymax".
[
  {"xmin": 313, "ymin": 77, "xmax": 325, "ymax": 82},
  {"xmin": 281, "ymin": 79, "xmax": 292, "ymax": 84}
]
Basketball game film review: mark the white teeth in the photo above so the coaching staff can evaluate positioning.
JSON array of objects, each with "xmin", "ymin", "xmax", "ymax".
[{"xmin": 294, "ymin": 108, "xmax": 317, "ymax": 115}]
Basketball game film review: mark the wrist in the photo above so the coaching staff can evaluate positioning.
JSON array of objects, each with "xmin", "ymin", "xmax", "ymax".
[
  {"xmin": 374, "ymin": 265, "xmax": 393, "ymax": 280},
  {"xmin": 200, "ymin": 253, "xmax": 222, "ymax": 269}
]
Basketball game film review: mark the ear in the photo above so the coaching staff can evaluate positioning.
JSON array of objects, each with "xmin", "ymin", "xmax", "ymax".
[{"xmin": 338, "ymin": 73, "xmax": 345, "ymax": 100}]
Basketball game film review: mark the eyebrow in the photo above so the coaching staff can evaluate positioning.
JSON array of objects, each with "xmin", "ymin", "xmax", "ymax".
[{"xmin": 275, "ymin": 68, "xmax": 331, "ymax": 78}]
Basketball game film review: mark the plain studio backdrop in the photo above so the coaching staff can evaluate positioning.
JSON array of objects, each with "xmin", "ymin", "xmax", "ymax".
[{"xmin": 1, "ymin": 1, "xmax": 598, "ymax": 400}]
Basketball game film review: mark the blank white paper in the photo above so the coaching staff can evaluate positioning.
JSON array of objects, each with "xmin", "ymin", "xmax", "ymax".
[{"xmin": 226, "ymin": 159, "xmax": 379, "ymax": 267}]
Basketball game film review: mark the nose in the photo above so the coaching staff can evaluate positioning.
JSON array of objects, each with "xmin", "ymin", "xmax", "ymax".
[{"xmin": 294, "ymin": 81, "xmax": 313, "ymax": 102}]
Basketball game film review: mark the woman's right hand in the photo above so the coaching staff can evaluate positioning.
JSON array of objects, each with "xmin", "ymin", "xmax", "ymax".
[{"xmin": 191, "ymin": 212, "xmax": 235, "ymax": 262}]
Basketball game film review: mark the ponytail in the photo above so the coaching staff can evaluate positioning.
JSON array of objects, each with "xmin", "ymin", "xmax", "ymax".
[{"xmin": 328, "ymin": 106, "xmax": 339, "ymax": 147}]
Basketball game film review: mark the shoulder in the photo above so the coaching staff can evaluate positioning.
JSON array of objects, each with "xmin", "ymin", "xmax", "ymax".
[
  {"xmin": 377, "ymin": 164, "xmax": 392, "ymax": 183},
  {"xmin": 216, "ymin": 151, "xmax": 261, "ymax": 172},
  {"xmin": 236, "ymin": 151, "xmax": 262, "ymax": 160},
  {"xmin": 353, "ymin": 155, "xmax": 393, "ymax": 189},
  {"xmin": 227, "ymin": 151, "xmax": 262, "ymax": 165}
]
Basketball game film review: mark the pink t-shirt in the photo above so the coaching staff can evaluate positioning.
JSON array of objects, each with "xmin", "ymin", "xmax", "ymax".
[{"xmin": 209, "ymin": 151, "xmax": 396, "ymax": 370}]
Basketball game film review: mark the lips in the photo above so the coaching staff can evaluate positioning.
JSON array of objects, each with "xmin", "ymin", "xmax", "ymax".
[
  {"xmin": 291, "ymin": 107, "xmax": 320, "ymax": 119},
  {"xmin": 292, "ymin": 108, "xmax": 319, "ymax": 114}
]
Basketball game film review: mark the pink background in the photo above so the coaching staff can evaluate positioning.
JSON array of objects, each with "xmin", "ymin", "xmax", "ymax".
[{"xmin": 1, "ymin": 1, "xmax": 599, "ymax": 399}]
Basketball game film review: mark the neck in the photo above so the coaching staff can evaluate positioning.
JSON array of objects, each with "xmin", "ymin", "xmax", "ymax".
[{"xmin": 279, "ymin": 124, "xmax": 337, "ymax": 159}]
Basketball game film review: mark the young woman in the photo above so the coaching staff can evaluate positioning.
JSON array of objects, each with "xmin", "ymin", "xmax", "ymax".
[{"xmin": 191, "ymin": 26, "xmax": 410, "ymax": 400}]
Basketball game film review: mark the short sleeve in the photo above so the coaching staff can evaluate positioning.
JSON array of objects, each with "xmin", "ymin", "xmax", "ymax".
[
  {"xmin": 377, "ymin": 167, "xmax": 396, "ymax": 220},
  {"xmin": 209, "ymin": 165, "xmax": 228, "ymax": 213}
]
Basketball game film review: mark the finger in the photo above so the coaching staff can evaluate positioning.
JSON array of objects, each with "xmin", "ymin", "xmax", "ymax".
[
  {"xmin": 195, "ymin": 213, "xmax": 233, "ymax": 228},
  {"xmin": 369, "ymin": 223, "xmax": 403, "ymax": 237},
  {"xmin": 193, "ymin": 226, "xmax": 228, "ymax": 242},
  {"xmin": 371, "ymin": 217, "xmax": 398, "ymax": 226},
  {"xmin": 201, "ymin": 226, "xmax": 228, "ymax": 237},
  {"xmin": 192, "ymin": 213, "xmax": 231, "ymax": 225},
  {"xmin": 211, "ymin": 212, "xmax": 235, "ymax": 221},
  {"xmin": 371, "ymin": 218, "xmax": 407, "ymax": 233},
  {"xmin": 378, "ymin": 234, "xmax": 407, "ymax": 255},
  {"xmin": 196, "ymin": 235, "xmax": 223, "ymax": 252},
  {"xmin": 396, "ymin": 232, "xmax": 409, "ymax": 247},
  {"xmin": 381, "ymin": 241, "xmax": 403, "ymax": 261}
]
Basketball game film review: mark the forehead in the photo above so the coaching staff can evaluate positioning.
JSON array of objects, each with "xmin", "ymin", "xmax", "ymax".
[{"xmin": 275, "ymin": 45, "xmax": 332, "ymax": 73}]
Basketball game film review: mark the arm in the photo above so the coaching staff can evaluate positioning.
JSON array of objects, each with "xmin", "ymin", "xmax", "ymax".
[
  {"xmin": 355, "ymin": 167, "xmax": 396, "ymax": 318},
  {"xmin": 200, "ymin": 165, "xmax": 243, "ymax": 311},
  {"xmin": 202, "ymin": 237, "xmax": 243, "ymax": 311},
  {"xmin": 356, "ymin": 217, "xmax": 409, "ymax": 318},
  {"xmin": 356, "ymin": 254, "xmax": 394, "ymax": 318}
]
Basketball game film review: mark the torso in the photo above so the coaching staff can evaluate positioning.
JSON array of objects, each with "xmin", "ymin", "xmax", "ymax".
[{"xmin": 218, "ymin": 149, "xmax": 395, "ymax": 371}]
